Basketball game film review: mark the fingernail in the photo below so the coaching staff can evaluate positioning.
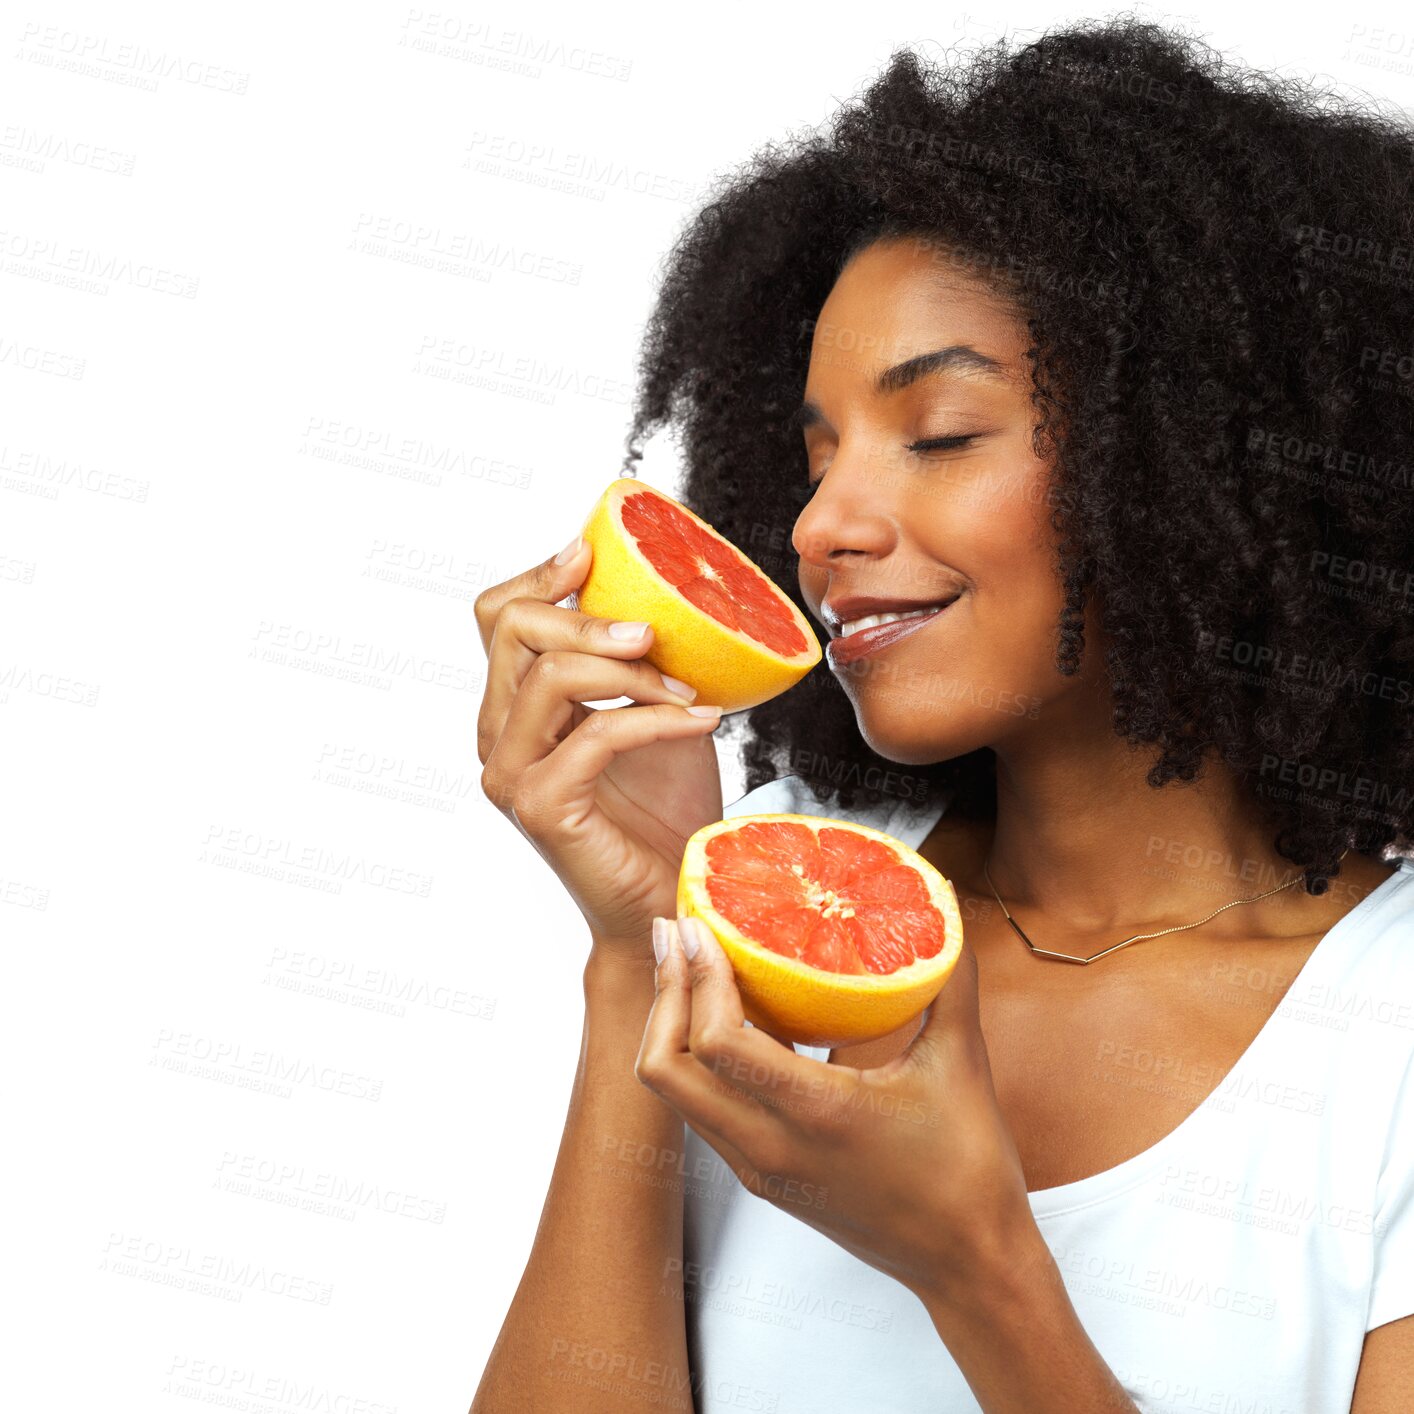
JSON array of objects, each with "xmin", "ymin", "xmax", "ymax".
[
  {"xmin": 660, "ymin": 673, "xmax": 696, "ymax": 701},
  {"xmin": 553, "ymin": 535, "xmax": 583, "ymax": 565},
  {"xmin": 686, "ymin": 704, "xmax": 721, "ymax": 718},
  {"xmin": 608, "ymin": 621, "xmax": 648, "ymax": 640},
  {"xmin": 678, "ymin": 916, "xmax": 703, "ymax": 960},
  {"xmin": 652, "ymin": 917, "xmax": 669, "ymax": 965}
]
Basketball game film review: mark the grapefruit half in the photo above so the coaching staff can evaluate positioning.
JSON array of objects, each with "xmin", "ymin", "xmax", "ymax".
[
  {"xmin": 576, "ymin": 478, "xmax": 822, "ymax": 713},
  {"xmin": 677, "ymin": 813, "xmax": 965, "ymax": 1048}
]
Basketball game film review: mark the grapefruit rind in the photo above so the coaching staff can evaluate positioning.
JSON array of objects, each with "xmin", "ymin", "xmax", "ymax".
[
  {"xmin": 577, "ymin": 479, "xmax": 822, "ymax": 714},
  {"xmin": 677, "ymin": 812, "xmax": 965, "ymax": 1049}
]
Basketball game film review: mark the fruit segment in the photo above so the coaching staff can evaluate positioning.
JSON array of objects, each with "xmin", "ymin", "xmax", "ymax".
[
  {"xmin": 576, "ymin": 478, "xmax": 821, "ymax": 715},
  {"xmin": 619, "ymin": 490, "xmax": 809, "ymax": 656},
  {"xmin": 704, "ymin": 821, "xmax": 949, "ymax": 975},
  {"xmin": 678, "ymin": 811, "xmax": 965, "ymax": 1048}
]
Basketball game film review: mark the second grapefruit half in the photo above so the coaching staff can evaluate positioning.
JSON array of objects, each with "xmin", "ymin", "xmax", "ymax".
[
  {"xmin": 677, "ymin": 813, "xmax": 964, "ymax": 1048},
  {"xmin": 576, "ymin": 478, "xmax": 822, "ymax": 713}
]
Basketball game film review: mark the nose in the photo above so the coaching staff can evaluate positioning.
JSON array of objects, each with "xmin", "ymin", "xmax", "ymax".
[{"xmin": 791, "ymin": 460, "xmax": 898, "ymax": 571}]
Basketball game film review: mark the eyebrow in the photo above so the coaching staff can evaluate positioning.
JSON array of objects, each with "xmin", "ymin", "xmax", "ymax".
[{"xmin": 792, "ymin": 343, "xmax": 1007, "ymax": 429}]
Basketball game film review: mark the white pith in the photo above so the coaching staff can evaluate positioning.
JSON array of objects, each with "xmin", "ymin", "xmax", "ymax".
[{"xmin": 788, "ymin": 860, "xmax": 855, "ymax": 919}]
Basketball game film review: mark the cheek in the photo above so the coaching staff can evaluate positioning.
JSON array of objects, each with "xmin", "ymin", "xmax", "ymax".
[
  {"xmin": 918, "ymin": 466, "xmax": 1056, "ymax": 600},
  {"xmin": 922, "ymin": 477, "xmax": 1066, "ymax": 666}
]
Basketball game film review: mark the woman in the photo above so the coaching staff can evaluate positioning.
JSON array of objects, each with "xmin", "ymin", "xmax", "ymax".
[{"xmin": 471, "ymin": 17, "xmax": 1414, "ymax": 1412}]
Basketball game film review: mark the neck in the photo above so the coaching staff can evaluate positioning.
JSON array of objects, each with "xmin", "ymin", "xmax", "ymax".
[{"xmin": 977, "ymin": 726, "xmax": 1307, "ymax": 936}]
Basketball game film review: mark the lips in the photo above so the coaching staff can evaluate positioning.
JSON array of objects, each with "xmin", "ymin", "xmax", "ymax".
[
  {"xmin": 821, "ymin": 591, "xmax": 965, "ymax": 638},
  {"xmin": 825, "ymin": 595, "xmax": 961, "ymax": 667}
]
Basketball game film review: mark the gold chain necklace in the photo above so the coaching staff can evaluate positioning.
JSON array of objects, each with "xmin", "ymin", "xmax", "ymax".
[{"xmin": 981, "ymin": 848, "xmax": 1348, "ymax": 965}]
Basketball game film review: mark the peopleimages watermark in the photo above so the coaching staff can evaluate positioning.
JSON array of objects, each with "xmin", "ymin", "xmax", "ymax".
[
  {"xmin": 201, "ymin": 825, "xmax": 434, "ymax": 897},
  {"xmin": 397, "ymin": 8, "xmax": 633, "ymax": 81},
  {"xmin": 462, "ymin": 132, "xmax": 704, "ymax": 203},
  {"xmin": 841, "ymin": 655, "xmax": 1043, "ymax": 719},
  {"xmin": 300, "ymin": 416, "xmax": 533, "ymax": 489},
  {"xmin": 1141, "ymin": 832, "xmax": 1373, "ymax": 911},
  {"xmin": 0, "ymin": 333, "xmax": 85, "ymax": 379},
  {"xmin": 1048, "ymin": 1240, "xmax": 1278, "ymax": 1321},
  {"xmin": 787, "ymin": 747, "xmax": 933, "ymax": 804},
  {"xmin": 598, "ymin": 1133, "xmax": 829, "ymax": 1209},
  {"xmin": 0, "ymin": 875, "xmax": 48, "ymax": 910},
  {"xmin": 264, "ymin": 944, "xmax": 494, "ymax": 1019},
  {"xmin": 411, "ymin": 335, "xmax": 632, "ymax": 404},
  {"xmin": 350, "ymin": 211, "xmax": 581, "ymax": 284},
  {"xmin": 100, "ymin": 1234, "xmax": 331, "ymax": 1305},
  {"xmin": 1258, "ymin": 756, "xmax": 1413, "ymax": 815},
  {"xmin": 250, "ymin": 619, "xmax": 484, "ymax": 695},
  {"xmin": 0, "ymin": 227, "xmax": 199, "ymax": 297},
  {"xmin": 16, "ymin": 23, "xmax": 251, "ymax": 94},
  {"xmin": 1156, "ymin": 1161, "xmax": 1378, "ymax": 1237},
  {"xmin": 163, "ymin": 1356, "xmax": 399, "ymax": 1414},
  {"xmin": 0, "ymin": 123, "xmax": 137, "ymax": 176},
  {"xmin": 1246, "ymin": 422, "xmax": 1414, "ymax": 493},
  {"xmin": 151, "ymin": 1027, "xmax": 383, "ymax": 1102},
  {"xmin": 665, "ymin": 1259, "xmax": 896, "ymax": 1332},
  {"xmin": 1283, "ymin": 219, "xmax": 1414, "ymax": 289},
  {"xmin": 1308, "ymin": 550, "xmax": 1414, "ymax": 604},
  {"xmin": 215, "ymin": 1151, "xmax": 447, "ymax": 1223},
  {"xmin": 0, "ymin": 444, "xmax": 148, "ymax": 501},
  {"xmin": 1196, "ymin": 630, "xmax": 1413, "ymax": 704}
]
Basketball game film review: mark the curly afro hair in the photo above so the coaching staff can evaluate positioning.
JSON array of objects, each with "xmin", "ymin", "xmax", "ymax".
[{"xmin": 620, "ymin": 13, "xmax": 1414, "ymax": 893}]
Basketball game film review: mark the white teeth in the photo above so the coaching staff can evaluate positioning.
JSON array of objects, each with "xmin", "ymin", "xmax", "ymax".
[{"xmin": 840, "ymin": 605, "xmax": 948, "ymax": 637}]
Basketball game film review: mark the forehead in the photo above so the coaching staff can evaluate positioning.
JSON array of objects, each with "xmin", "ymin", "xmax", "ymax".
[{"xmin": 807, "ymin": 236, "xmax": 1026, "ymax": 384}]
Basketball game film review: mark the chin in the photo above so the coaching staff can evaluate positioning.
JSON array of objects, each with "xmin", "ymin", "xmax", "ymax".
[{"xmin": 851, "ymin": 692, "xmax": 999, "ymax": 767}]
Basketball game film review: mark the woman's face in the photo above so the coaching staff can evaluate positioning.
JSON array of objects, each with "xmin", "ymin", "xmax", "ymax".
[{"xmin": 793, "ymin": 234, "xmax": 1106, "ymax": 766}]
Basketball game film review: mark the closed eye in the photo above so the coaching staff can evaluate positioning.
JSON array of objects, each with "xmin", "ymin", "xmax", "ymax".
[
  {"xmin": 907, "ymin": 435, "xmax": 978, "ymax": 454},
  {"xmin": 803, "ymin": 433, "xmax": 983, "ymax": 490}
]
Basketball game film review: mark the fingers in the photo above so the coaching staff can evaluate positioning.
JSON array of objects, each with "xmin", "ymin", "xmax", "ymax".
[
  {"xmin": 488, "ymin": 701, "xmax": 721, "ymax": 836},
  {"xmin": 475, "ymin": 537, "xmax": 627, "ymax": 759},
  {"xmin": 904, "ymin": 942, "xmax": 986, "ymax": 1079},
  {"xmin": 641, "ymin": 921, "xmax": 774, "ymax": 1187},
  {"xmin": 636, "ymin": 917, "xmax": 843, "ymax": 1157},
  {"xmin": 636, "ymin": 919, "xmax": 784, "ymax": 1166},
  {"xmin": 478, "ymin": 643, "xmax": 700, "ymax": 775},
  {"xmin": 473, "ymin": 535, "xmax": 588, "ymax": 657},
  {"xmin": 681, "ymin": 919, "xmax": 854, "ymax": 1123},
  {"xmin": 636, "ymin": 918, "xmax": 692, "ymax": 1072},
  {"xmin": 476, "ymin": 578, "xmax": 703, "ymax": 769}
]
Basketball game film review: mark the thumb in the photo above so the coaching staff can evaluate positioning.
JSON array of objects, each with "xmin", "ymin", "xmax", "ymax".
[{"xmin": 904, "ymin": 943, "xmax": 982, "ymax": 1075}]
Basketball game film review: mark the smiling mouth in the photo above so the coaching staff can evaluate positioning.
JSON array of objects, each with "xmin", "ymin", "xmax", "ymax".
[
  {"xmin": 826, "ymin": 595, "xmax": 961, "ymax": 667},
  {"xmin": 835, "ymin": 604, "xmax": 950, "ymax": 638}
]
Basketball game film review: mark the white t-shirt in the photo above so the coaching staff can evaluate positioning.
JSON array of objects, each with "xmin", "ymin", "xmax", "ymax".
[{"xmin": 682, "ymin": 774, "xmax": 1414, "ymax": 1414}]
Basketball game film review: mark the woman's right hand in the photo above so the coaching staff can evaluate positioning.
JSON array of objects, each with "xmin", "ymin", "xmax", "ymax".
[{"xmin": 475, "ymin": 534, "xmax": 726, "ymax": 963}]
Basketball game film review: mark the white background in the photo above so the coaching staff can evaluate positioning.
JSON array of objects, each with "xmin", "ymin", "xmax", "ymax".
[{"xmin": 6, "ymin": 2, "xmax": 1414, "ymax": 1410}]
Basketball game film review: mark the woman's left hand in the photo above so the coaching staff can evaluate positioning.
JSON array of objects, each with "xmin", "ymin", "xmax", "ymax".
[{"xmin": 634, "ymin": 915, "xmax": 1043, "ymax": 1306}]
